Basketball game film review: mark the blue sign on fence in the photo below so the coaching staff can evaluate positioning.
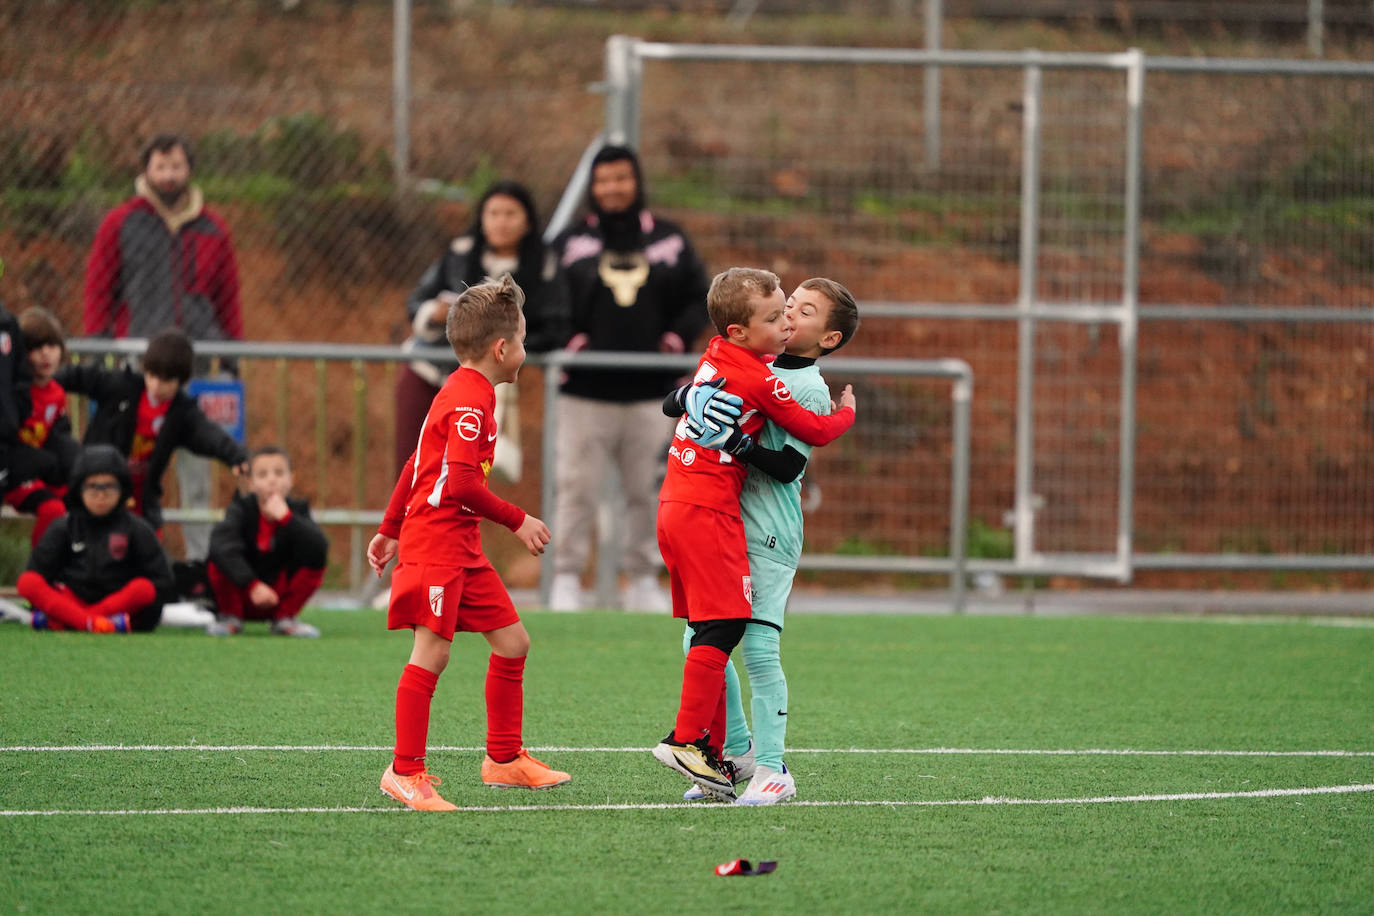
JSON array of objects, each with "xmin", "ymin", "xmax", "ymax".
[{"xmin": 187, "ymin": 377, "xmax": 246, "ymax": 445}]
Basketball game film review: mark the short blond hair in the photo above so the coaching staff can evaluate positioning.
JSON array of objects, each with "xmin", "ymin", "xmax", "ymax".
[
  {"xmin": 706, "ymin": 267, "xmax": 780, "ymax": 336},
  {"xmin": 445, "ymin": 273, "xmax": 524, "ymax": 361}
]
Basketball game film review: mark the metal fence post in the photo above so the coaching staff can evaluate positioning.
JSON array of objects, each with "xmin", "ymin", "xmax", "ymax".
[
  {"xmin": 1117, "ymin": 49, "xmax": 1145, "ymax": 583},
  {"xmin": 1014, "ymin": 59, "xmax": 1043, "ymax": 569},
  {"xmin": 950, "ymin": 366, "xmax": 972, "ymax": 613},
  {"xmin": 1308, "ymin": 0, "xmax": 1325, "ymax": 57},
  {"xmin": 604, "ymin": 35, "xmax": 642, "ymax": 149},
  {"xmin": 924, "ymin": 0, "xmax": 942, "ymax": 171},
  {"xmin": 392, "ymin": 0, "xmax": 411, "ymax": 188}
]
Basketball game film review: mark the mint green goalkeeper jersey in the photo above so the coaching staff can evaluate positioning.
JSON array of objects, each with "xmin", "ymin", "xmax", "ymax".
[{"xmin": 740, "ymin": 360, "xmax": 832, "ymax": 569}]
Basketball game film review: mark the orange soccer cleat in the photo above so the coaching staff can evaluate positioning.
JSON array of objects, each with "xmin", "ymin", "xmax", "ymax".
[
  {"xmin": 379, "ymin": 763, "xmax": 459, "ymax": 811},
  {"xmin": 481, "ymin": 749, "xmax": 572, "ymax": 790}
]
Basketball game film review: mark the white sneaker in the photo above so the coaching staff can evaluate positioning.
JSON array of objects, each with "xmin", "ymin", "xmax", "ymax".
[
  {"xmin": 0, "ymin": 597, "xmax": 33, "ymax": 626},
  {"xmin": 621, "ymin": 574, "xmax": 670, "ymax": 613},
  {"xmin": 683, "ymin": 742, "xmax": 755, "ymax": 800},
  {"xmin": 734, "ymin": 764, "xmax": 796, "ymax": 806},
  {"xmin": 271, "ymin": 617, "xmax": 321, "ymax": 638},
  {"xmin": 548, "ymin": 574, "xmax": 582, "ymax": 612},
  {"xmin": 160, "ymin": 601, "xmax": 216, "ymax": 628}
]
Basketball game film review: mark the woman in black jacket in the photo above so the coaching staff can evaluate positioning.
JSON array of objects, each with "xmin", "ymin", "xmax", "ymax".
[{"xmin": 395, "ymin": 180, "xmax": 568, "ymax": 475}]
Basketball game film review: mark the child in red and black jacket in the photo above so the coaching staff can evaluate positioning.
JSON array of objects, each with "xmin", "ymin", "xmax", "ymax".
[
  {"xmin": 19, "ymin": 444, "xmax": 174, "ymax": 633},
  {"xmin": 56, "ymin": 327, "xmax": 247, "ymax": 533},
  {"xmin": 205, "ymin": 445, "xmax": 328, "ymax": 638},
  {"xmin": 5, "ymin": 307, "xmax": 81, "ymax": 546}
]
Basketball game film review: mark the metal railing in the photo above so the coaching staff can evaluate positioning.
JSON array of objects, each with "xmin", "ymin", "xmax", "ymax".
[
  {"xmin": 537, "ymin": 351, "xmax": 974, "ymax": 612},
  {"xmin": 60, "ymin": 340, "xmax": 975, "ymax": 609}
]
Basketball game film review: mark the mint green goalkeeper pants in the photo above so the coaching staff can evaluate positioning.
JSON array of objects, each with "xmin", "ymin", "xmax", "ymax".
[{"xmin": 679, "ymin": 553, "xmax": 792, "ymax": 772}]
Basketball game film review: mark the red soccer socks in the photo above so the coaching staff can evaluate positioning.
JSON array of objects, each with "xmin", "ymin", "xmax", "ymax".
[
  {"xmin": 484, "ymin": 653, "xmax": 526, "ymax": 764},
  {"xmin": 393, "ymin": 663, "xmax": 440, "ymax": 776},
  {"xmin": 674, "ymin": 644, "xmax": 730, "ymax": 751}
]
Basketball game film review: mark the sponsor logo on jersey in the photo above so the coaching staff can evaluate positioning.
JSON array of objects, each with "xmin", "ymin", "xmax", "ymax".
[
  {"xmin": 769, "ymin": 376, "xmax": 792, "ymax": 402},
  {"xmin": 454, "ymin": 410, "xmax": 481, "ymax": 442},
  {"xmin": 428, "ymin": 585, "xmax": 444, "ymax": 617}
]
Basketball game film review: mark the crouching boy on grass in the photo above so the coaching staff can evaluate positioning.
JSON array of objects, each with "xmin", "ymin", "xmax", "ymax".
[
  {"xmin": 367, "ymin": 273, "xmax": 569, "ymax": 811},
  {"xmin": 205, "ymin": 446, "xmax": 328, "ymax": 638},
  {"xmin": 18, "ymin": 444, "xmax": 173, "ymax": 632}
]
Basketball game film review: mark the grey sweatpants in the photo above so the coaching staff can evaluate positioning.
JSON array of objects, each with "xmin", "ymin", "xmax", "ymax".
[{"xmin": 552, "ymin": 394, "xmax": 673, "ymax": 579}]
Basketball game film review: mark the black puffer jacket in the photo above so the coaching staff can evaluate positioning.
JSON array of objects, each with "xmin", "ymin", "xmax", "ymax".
[
  {"xmin": 26, "ymin": 444, "xmax": 174, "ymax": 630},
  {"xmin": 208, "ymin": 490, "xmax": 329, "ymax": 588}
]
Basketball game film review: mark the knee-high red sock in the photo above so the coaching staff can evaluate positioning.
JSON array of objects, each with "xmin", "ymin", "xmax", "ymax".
[
  {"xmin": 31, "ymin": 498, "xmax": 65, "ymax": 547},
  {"xmin": 92, "ymin": 578, "xmax": 157, "ymax": 618},
  {"xmin": 17, "ymin": 571, "xmax": 95, "ymax": 631},
  {"xmin": 674, "ymin": 645, "xmax": 729, "ymax": 747},
  {"xmin": 485, "ymin": 653, "xmax": 526, "ymax": 764},
  {"xmin": 274, "ymin": 567, "xmax": 324, "ymax": 621},
  {"xmin": 393, "ymin": 664, "xmax": 439, "ymax": 776}
]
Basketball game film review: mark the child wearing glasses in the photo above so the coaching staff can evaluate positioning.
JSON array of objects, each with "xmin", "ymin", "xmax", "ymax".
[{"xmin": 17, "ymin": 444, "xmax": 173, "ymax": 633}]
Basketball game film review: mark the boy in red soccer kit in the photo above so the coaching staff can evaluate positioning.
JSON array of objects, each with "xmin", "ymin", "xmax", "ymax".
[
  {"xmin": 367, "ymin": 273, "xmax": 569, "ymax": 812},
  {"xmin": 653, "ymin": 267, "xmax": 857, "ymax": 801}
]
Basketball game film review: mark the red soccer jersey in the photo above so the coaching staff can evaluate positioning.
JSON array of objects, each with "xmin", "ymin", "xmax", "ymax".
[
  {"xmin": 19, "ymin": 378, "xmax": 67, "ymax": 449},
  {"xmin": 128, "ymin": 393, "xmax": 171, "ymax": 513},
  {"xmin": 658, "ymin": 335, "xmax": 855, "ymax": 516},
  {"xmin": 380, "ymin": 367, "xmax": 524, "ymax": 568}
]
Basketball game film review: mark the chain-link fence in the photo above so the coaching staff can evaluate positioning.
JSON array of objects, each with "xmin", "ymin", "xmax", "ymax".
[{"xmin": 3, "ymin": 4, "xmax": 1373, "ymax": 591}]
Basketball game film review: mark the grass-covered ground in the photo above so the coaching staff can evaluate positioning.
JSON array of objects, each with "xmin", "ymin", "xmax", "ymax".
[{"xmin": 1, "ymin": 609, "xmax": 1371, "ymax": 913}]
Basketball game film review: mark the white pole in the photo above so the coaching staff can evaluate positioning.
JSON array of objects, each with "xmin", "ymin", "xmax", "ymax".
[
  {"xmin": 1308, "ymin": 0, "xmax": 1325, "ymax": 57},
  {"xmin": 924, "ymin": 0, "xmax": 942, "ymax": 170},
  {"xmin": 393, "ymin": 0, "xmax": 411, "ymax": 188}
]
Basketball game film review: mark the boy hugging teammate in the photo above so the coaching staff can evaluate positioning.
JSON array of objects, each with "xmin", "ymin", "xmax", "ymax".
[
  {"xmin": 670, "ymin": 277, "xmax": 859, "ymax": 805},
  {"xmin": 652, "ymin": 267, "xmax": 857, "ymax": 801}
]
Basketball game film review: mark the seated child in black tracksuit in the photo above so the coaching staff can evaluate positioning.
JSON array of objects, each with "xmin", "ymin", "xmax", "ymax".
[
  {"xmin": 56, "ymin": 327, "xmax": 248, "ymax": 535},
  {"xmin": 206, "ymin": 445, "xmax": 328, "ymax": 638},
  {"xmin": 18, "ymin": 444, "xmax": 173, "ymax": 633}
]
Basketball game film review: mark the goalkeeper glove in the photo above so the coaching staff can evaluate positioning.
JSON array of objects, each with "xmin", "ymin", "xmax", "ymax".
[
  {"xmin": 685, "ymin": 416, "xmax": 755, "ymax": 457},
  {"xmin": 682, "ymin": 377, "xmax": 743, "ymax": 429}
]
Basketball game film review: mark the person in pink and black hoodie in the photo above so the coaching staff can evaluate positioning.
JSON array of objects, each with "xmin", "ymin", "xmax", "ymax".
[
  {"xmin": 205, "ymin": 445, "xmax": 328, "ymax": 638},
  {"xmin": 19, "ymin": 444, "xmax": 173, "ymax": 633}
]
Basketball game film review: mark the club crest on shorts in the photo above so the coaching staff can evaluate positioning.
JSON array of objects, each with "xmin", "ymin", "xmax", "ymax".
[
  {"xmin": 742, "ymin": 575, "xmax": 753, "ymax": 605},
  {"xmin": 680, "ymin": 447, "xmax": 696, "ymax": 466},
  {"xmin": 428, "ymin": 585, "xmax": 444, "ymax": 617},
  {"xmin": 107, "ymin": 532, "xmax": 128, "ymax": 561}
]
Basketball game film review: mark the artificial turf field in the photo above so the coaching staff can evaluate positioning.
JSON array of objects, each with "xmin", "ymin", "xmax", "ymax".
[{"xmin": 2, "ymin": 608, "xmax": 1371, "ymax": 913}]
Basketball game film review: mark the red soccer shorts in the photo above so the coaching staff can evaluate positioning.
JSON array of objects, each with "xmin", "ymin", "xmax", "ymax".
[
  {"xmin": 387, "ymin": 561, "xmax": 519, "ymax": 639},
  {"xmin": 656, "ymin": 500, "xmax": 753, "ymax": 622}
]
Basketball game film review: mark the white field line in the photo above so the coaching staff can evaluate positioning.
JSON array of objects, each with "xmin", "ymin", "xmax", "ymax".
[
  {"xmin": 2, "ymin": 783, "xmax": 1372, "ymax": 817},
  {"xmin": 3, "ymin": 744, "xmax": 1373, "ymax": 756}
]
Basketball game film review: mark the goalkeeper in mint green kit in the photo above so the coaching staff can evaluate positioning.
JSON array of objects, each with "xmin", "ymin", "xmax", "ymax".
[{"xmin": 666, "ymin": 277, "xmax": 859, "ymax": 805}]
